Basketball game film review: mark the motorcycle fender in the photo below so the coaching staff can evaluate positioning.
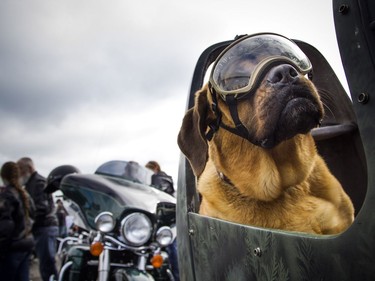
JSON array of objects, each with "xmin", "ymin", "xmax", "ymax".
[{"xmin": 112, "ymin": 268, "xmax": 154, "ymax": 281}]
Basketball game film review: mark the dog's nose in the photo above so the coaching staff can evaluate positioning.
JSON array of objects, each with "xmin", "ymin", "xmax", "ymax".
[{"xmin": 266, "ymin": 64, "xmax": 299, "ymax": 84}]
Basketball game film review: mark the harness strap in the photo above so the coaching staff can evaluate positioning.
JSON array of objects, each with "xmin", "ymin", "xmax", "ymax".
[
  {"xmin": 206, "ymin": 85, "xmax": 260, "ymax": 146},
  {"xmin": 217, "ymin": 170, "xmax": 235, "ymax": 187},
  {"xmin": 206, "ymin": 89, "xmax": 222, "ymax": 141},
  {"xmin": 224, "ymin": 95, "xmax": 251, "ymax": 140}
]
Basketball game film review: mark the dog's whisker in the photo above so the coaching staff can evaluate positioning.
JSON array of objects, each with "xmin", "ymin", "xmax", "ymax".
[{"xmin": 318, "ymin": 88, "xmax": 337, "ymax": 121}]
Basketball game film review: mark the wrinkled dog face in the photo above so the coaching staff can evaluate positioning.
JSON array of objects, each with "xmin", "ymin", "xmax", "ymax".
[
  {"xmin": 178, "ymin": 39, "xmax": 325, "ymax": 178},
  {"xmin": 217, "ymin": 60, "xmax": 324, "ymax": 149}
]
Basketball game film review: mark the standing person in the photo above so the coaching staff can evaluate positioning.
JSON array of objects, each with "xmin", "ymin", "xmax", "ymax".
[
  {"xmin": 0, "ymin": 161, "xmax": 35, "ymax": 281},
  {"xmin": 145, "ymin": 160, "xmax": 179, "ymax": 280},
  {"xmin": 145, "ymin": 160, "xmax": 175, "ymax": 196},
  {"xmin": 55, "ymin": 199, "xmax": 68, "ymax": 238},
  {"xmin": 17, "ymin": 157, "xmax": 58, "ymax": 281}
]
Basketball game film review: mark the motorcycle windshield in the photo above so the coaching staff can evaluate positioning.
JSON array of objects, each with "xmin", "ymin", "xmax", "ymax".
[
  {"xmin": 60, "ymin": 173, "xmax": 175, "ymax": 230},
  {"xmin": 95, "ymin": 160, "xmax": 153, "ymax": 185}
]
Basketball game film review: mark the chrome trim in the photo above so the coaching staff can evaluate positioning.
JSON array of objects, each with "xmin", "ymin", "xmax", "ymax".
[{"xmin": 58, "ymin": 261, "xmax": 73, "ymax": 281}]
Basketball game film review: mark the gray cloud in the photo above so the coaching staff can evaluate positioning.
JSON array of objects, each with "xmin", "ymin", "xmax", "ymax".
[{"xmin": 0, "ymin": 0, "xmax": 347, "ymax": 180}]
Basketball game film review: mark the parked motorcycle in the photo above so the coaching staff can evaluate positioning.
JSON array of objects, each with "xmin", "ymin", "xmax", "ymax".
[{"xmin": 49, "ymin": 161, "xmax": 177, "ymax": 281}]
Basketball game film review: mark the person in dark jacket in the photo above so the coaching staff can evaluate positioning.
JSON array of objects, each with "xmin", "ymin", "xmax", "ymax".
[
  {"xmin": 17, "ymin": 157, "xmax": 58, "ymax": 281},
  {"xmin": 145, "ymin": 160, "xmax": 179, "ymax": 280},
  {"xmin": 0, "ymin": 161, "xmax": 35, "ymax": 281},
  {"xmin": 145, "ymin": 160, "xmax": 175, "ymax": 196}
]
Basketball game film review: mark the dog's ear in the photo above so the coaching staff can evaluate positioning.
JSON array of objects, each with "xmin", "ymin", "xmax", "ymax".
[{"xmin": 177, "ymin": 85, "xmax": 211, "ymax": 177}]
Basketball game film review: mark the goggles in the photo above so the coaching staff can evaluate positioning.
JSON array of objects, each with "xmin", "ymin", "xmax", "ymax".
[{"xmin": 209, "ymin": 33, "xmax": 312, "ymax": 100}]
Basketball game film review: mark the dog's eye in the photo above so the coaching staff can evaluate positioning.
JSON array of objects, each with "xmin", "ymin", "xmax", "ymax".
[
  {"xmin": 222, "ymin": 77, "xmax": 249, "ymax": 91},
  {"xmin": 307, "ymin": 71, "xmax": 313, "ymax": 80}
]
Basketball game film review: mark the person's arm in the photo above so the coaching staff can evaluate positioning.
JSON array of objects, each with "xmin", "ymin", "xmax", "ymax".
[
  {"xmin": 0, "ymin": 193, "xmax": 16, "ymax": 255},
  {"xmin": 28, "ymin": 177, "xmax": 51, "ymax": 219}
]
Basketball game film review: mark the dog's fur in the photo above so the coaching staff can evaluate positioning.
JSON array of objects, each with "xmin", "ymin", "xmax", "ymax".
[{"xmin": 178, "ymin": 64, "xmax": 354, "ymax": 234}]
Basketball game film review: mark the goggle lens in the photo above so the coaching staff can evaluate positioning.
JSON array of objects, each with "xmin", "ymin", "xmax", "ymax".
[{"xmin": 210, "ymin": 33, "xmax": 312, "ymax": 97}]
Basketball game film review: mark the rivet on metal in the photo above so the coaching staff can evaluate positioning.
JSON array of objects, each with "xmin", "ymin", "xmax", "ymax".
[
  {"xmin": 357, "ymin": 92, "xmax": 369, "ymax": 104},
  {"xmin": 253, "ymin": 247, "xmax": 262, "ymax": 257},
  {"xmin": 339, "ymin": 4, "xmax": 349, "ymax": 14}
]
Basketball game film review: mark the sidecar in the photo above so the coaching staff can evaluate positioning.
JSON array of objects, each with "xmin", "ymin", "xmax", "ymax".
[{"xmin": 176, "ymin": 0, "xmax": 375, "ymax": 280}]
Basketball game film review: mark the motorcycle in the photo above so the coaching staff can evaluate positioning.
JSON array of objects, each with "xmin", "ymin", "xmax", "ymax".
[{"xmin": 50, "ymin": 160, "xmax": 177, "ymax": 281}]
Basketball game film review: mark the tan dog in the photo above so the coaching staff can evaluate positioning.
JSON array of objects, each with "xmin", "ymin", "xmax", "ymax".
[{"xmin": 178, "ymin": 63, "xmax": 354, "ymax": 234}]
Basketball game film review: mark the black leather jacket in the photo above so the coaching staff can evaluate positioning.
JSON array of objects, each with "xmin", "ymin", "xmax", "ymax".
[
  {"xmin": 0, "ymin": 185, "xmax": 35, "ymax": 255},
  {"xmin": 25, "ymin": 172, "xmax": 58, "ymax": 228},
  {"xmin": 151, "ymin": 171, "xmax": 175, "ymax": 196}
]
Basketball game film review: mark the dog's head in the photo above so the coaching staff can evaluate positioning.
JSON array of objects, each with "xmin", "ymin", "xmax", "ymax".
[{"xmin": 178, "ymin": 34, "xmax": 324, "ymax": 177}]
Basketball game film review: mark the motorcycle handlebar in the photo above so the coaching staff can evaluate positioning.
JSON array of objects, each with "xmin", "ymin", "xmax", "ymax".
[
  {"xmin": 57, "ymin": 232, "xmax": 160, "ymax": 256},
  {"xmin": 104, "ymin": 235, "xmax": 159, "ymax": 253}
]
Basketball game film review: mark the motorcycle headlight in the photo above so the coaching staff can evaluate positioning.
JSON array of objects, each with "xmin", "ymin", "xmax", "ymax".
[
  {"xmin": 156, "ymin": 226, "xmax": 174, "ymax": 247},
  {"xmin": 95, "ymin": 212, "xmax": 115, "ymax": 233},
  {"xmin": 121, "ymin": 212, "xmax": 152, "ymax": 246}
]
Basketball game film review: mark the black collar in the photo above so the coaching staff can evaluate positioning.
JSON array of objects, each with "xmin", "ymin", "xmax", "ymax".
[{"xmin": 217, "ymin": 170, "xmax": 235, "ymax": 187}]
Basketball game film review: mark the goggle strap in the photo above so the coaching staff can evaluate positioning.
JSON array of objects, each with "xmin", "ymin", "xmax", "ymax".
[
  {"xmin": 206, "ymin": 86, "xmax": 257, "ymax": 145},
  {"xmin": 206, "ymin": 122, "xmax": 217, "ymax": 141},
  {"xmin": 206, "ymin": 88, "xmax": 222, "ymax": 141},
  {"xmin": 225, "ymin": 95, "xmax": 251, "ymax": 139},
  {"xmin": 220, "ymin": 122, "xmax": 260, "ymax": 146}
]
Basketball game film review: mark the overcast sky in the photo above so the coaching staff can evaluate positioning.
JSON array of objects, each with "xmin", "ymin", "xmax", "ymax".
[{"xmin": 0, "ymin": 0, "xmax": 348, "ymax": 183}]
